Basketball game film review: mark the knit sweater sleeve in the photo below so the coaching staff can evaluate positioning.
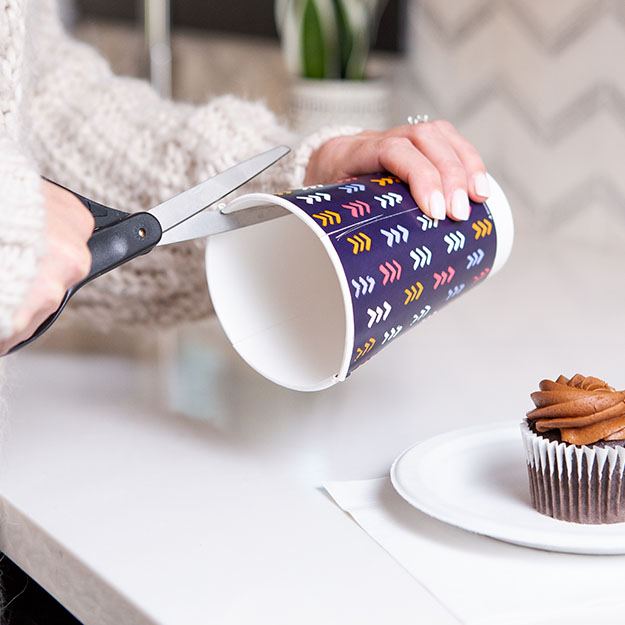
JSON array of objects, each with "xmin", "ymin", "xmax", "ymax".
[
  {"xmin": 23, "ymin": 1, "xmax": 361, "ymax": 327},
  {"xmin": 0, "ymin": 136, "xmax": 46, "ymax": 339},
  {"xmin": 0, "ymin": 0, "xmax": 46, "ymax": 341}
]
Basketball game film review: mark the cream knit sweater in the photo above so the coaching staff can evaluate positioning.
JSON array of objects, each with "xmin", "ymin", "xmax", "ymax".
[{"xmin": 0, "ymin": 0, "xmax": 359, "ymax": 339}]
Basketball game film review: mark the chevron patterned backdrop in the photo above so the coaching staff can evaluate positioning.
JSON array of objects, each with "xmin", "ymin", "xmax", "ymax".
[{"xmin": 403, "ymin": 0, "xmax": 625, "ymax": 244}]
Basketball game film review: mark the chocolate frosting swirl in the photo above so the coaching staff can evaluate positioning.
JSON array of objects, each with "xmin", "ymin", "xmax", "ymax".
[{"xmin": 526, "ymin": 374, "xmax": 625, "ymax": 445}]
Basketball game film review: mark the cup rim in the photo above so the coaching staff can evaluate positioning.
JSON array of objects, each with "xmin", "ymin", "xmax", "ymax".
[{"xmin": 209, "ymin": 192, "xmax": 355, "ymax": 389}]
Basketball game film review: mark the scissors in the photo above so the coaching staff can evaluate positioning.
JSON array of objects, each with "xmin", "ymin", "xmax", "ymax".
[{"xmin": 8, "ymin": 146, "xmax": 290, "ymax": 354}]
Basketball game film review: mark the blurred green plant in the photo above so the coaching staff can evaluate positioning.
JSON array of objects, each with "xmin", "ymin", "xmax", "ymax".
[{"xmin": 275, "ymin": 0, "xmax": 389, "ymax": 80}]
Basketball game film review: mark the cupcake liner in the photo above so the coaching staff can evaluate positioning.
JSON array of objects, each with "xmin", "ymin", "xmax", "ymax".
[{"xmin": 520, "ymin": 421, "xmax": 625, "ymax": 524}]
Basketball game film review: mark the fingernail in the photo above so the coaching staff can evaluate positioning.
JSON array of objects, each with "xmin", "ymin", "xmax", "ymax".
[
  {"xmin": 451, "ymin": 189, "xmax": 470, "ymax": 221},
  {"xmin": 428, "ymin": 190, "xmax": 446, "ymax": 220},
  {"xmin": 473, "ymin": 172, "xmax": 490, "ymax": 198}
]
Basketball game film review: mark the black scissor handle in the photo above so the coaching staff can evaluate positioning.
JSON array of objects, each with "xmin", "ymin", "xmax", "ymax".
[
  {"xmin": 83, "ymin": 210, "xmax": 162, "ymax": 281},
  {"xmin": 7, "ymin": 185, "xmax": 162, "ymax": 354}
]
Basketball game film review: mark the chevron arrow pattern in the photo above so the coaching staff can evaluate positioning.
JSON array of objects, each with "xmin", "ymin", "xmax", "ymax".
[
  {"xmin": 416, "ymin": 0, "xmax": 614, "ymax": 51},
  {"xmin": 339, "ymin": 183, "xmax": 366, "ymax": 193},
  {"xmin": 404, "ymin": 281, "xmax": 424, "ymax": 304},
  {"xmin": 433, "ymin": 266, "xmax": 455, "ymax": 289},
  {"xmin": 410, "ymin": 245, "xmax": 432, "ymax": 269},
  {"xmin": 379, "ymin": 260, "xmax": 402, "ymax": 285},
  {"xmin": 407, "ymin": 0, "xmax": 625, "ymax": 228},
  {"xmin": 374, "ymin": 192, "xmax": 403, "ymax": 209},
  {"xmin": 473, "ymin": 267, "xmax": 491, "ymax": 282},
  {"xmin": 351, "ymin": 275, "xmax": 376, "ymax": 298},
  {"xmin": 382, "ymin": 325, "xmax": 403, "ymax": 344},
  {"xmin": 417, "ymin": 215, "xmax": 439, "ymax": 231},
  {"xmin": 466, "ymin": 248, "xmax": 485, "ymax": 269},
  {"xmin": 355, "ymin": 337, "xmax": 376, "ymax": 361},
  {"xmin": 370, "ymin": 176, "xmax": 400, "ymax": 187},
  {"xmin": 410, "ymin": 305, "xmax": 432, "ymax": 325},
  {"xmin": 346, "ymin": 232, "xmax": 372, "ymax": 254},
  {"xmin": 444, "ymin": 230, "xmax": 466, "ymax": 253},
  {"xmin": 380, "ymin": 225, "xmax": 409, "ymax": 247},
  {"xmin": 296, "ymin": 184, "xmax": 323, "ymax": 192},
  {"xmin": 446, "ymin": 283, "xmax": 465, "ymax": 300},
  {"xmin": 341, "ymin": 200, "xmax": 371, "ymax": 218},
  {"xmin": 367, "ymin": 301, "xmax": 392, "ymax": 328},
  {"xmin": 472, "ymin": 218, "xmax": 493, "ymax": 239},
  {"xmin": 312, "ymin": 210, "xmax": 341, "ymax": 227},
  {"xmin": 295, "ymin": 192, "xmax": 331, "ymax": 205},
  {"xmin": 283, "ymin": 173, "xmax": 499, "ymax": 373}
]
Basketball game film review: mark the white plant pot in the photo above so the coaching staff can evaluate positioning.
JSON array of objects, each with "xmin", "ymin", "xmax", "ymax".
[{"xmin": 289, "ymin": 78, "xmax": 390, "ymax": 134}]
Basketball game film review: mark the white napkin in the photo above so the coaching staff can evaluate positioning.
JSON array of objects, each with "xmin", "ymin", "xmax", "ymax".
[{"xmin": 324, "ymin": 478, "xmax": 625, "ymax": 625}]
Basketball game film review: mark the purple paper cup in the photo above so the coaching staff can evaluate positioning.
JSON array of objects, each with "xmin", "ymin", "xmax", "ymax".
[{"xmin": 206, "ymin": 174, "xmax": 513, "ymax": 391}]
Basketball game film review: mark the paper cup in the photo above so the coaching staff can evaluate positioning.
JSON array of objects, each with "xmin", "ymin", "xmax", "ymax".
[{"xmin": 206, "ymin": 173, "xmax": 513, "ymax": 391}]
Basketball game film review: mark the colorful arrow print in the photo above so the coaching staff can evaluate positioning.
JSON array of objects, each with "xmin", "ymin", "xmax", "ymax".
[
  {"xmin": 444, "ymin": 230, "xmax": 465, "ymax": 253},
  {"xmin": 351, "ymin": 275, "xmax": 376, "ymax": 298},
  {"xmin": 433, "ymin": 266, "xmax": 455, "ymax": 289},
  {"xmin": 295, "ymin": 192, "xmax": 331, "ymax": 205},
  {"xmin": 370, "ymin": 176, "xmax": 400, "ymax": 187},
  {"xmin": 410, "ymin": 305, "xmax": 431, "ymax": 325},
  {"xmin": 466, "ymin": 248, "xmax": 484, "ymax": 269},
  {"xmin": 277, "ymin": 184, "xmax": 321, "ymax": 197},
  {"xmin": 379, "ymin": 259, "xmax": 402, "ymax": 284},
  {"xmin": 374, "ymin": 192, "xmax": 403, "ymax": 209},
  {"xmin": 346, "ymin": 232, "xmax": 372, "ymax": 254},
  {"xmin": 355, "ymin": 337, "xmax": 376, "ymax": 361},
  {"xmin": 404, "ymin": 281, "xmax": 424, "ymax": 304},
  {"xmin": 339, "ymin": 183, "xmax": 365, "ymax": 194},
  {"xmin": 410, "ymin": 245, "xmax": 432, "ymax": 269},
  {"xmin": 472, "ymin": 218, "xmax": 492, "ymax": 239},
  {"xmin": 367, "ymin": 301, "xmax": 392, "ymax": 328},
  {"xmin": 473, "ymin": 267, "xmax": 490, "ymax": 282},
  {"xmin": 382, "ymin": 325, "xmax": 403, "ymax": 344},
  {"xmin": 312, "ymin": 210, "xmax": 341, "ymax": 227},
  {"xmin": 417, "ymin": 215, "xmax": 439, "ymax": 231},
  {"xmin": 342, "ymin": 200, "xmax": 370, "ymax": 218},
  {"xmin": 380, "ymin": 225, "xmax": 409, "ymax": 247},
  {"xmin": 446, "ymin": 283, "xmax": 465, "ymax": 300}
]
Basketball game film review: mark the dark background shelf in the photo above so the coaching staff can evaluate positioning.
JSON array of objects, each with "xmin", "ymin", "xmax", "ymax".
[{"xmin": 74, "ymin": 0, "xmax": 405, "ymax": 52}]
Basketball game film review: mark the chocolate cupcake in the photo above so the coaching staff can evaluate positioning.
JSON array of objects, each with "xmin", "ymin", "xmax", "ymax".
[{"xmin": 521, "ymin": 374, "xmax": 625, "ymax": 524}]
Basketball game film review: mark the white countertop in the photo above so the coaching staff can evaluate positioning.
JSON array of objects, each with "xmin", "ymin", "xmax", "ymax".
[
  {"xmin": 0, "ymin": 353, "xmax": 456, "ymax": 625},
  {"xmin": 2, "ymin": 224, "xmax": 624, "ymax": 624}
]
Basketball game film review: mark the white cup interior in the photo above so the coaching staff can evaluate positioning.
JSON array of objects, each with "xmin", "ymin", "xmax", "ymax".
[{"xmin": 206, "ymin": 195, "xmax": 350, "ymax": 391}]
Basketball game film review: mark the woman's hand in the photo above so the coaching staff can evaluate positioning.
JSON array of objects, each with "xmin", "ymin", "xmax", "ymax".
[
  {"xmin": 305, "ymin": 120, "xmax": 490, "ymax": 221},
  {"xmin": 1, "ymin": 181, "xmax": 94, "ymax": 355}
]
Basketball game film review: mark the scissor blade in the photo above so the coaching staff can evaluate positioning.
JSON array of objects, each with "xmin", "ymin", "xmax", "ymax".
[
  {"xmin": 149, "ymin": 145, "xmax": 290, "ymax": 233},
  {"xmin": 157, "ymin": 203, "xmax": 289, "ymax": 245}
]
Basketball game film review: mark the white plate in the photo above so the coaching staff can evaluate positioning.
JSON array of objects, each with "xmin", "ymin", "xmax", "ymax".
[{"xmin": 390, "ymin": 423, "xmax": 625, "ymax": 554}]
